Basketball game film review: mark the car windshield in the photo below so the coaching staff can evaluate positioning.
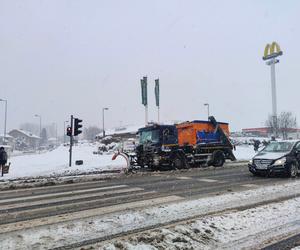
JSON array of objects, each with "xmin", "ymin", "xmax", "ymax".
[
  {"xmin": 139, "ymin": 130, "xmax": 160, "ymax": 144},
  {"xmin": 262, "ymin": 141, "xmax": 294, "ymax": 153}
]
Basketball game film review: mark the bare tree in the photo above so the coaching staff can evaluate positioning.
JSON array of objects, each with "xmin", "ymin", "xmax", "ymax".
[
  {"xmin": 265, "ymin": 115, "xmax": 276, "ymax": 136},
  {"xmin": 278, "ymin": 112, "xmax": 297, "ymax": 139},
  {"xmin": 266, "ymin": 111, "xmax": 297, "ymax": 139},
  {"xmin": 83, "ymin": 126, "xmax": 102, "ymax": 141}
]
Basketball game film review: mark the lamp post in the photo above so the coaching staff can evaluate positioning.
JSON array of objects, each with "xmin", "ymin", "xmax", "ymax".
[
  {"xmin": 64, "ymin": 120, "xmax": 68, "ymax": 144},
  {"xmin": 0, "ymin": 99, "xmax": 7, "ymax": 144},
  {"xmin": 102, "ymin": 107, "xmax": 109, "ymax": 138},
  {"xmin": 204, "ymin": 103, "xmax": 210, "ymax": 120},
  {"xmin": 34, "ymin": 114, "xmax": 42, "ymax": 139},
  {"xmin": 53, "ymin": 122, "xmax": 58, "ymax": 145}
]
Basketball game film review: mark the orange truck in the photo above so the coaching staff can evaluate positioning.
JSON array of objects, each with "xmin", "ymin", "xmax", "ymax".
[{"xmin": 119, "ymin": 116, "xmax": 236, "ymax": 170}]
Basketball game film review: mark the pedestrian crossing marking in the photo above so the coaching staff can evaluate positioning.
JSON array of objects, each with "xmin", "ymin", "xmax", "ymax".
[
  {"xmin": 198, "ymin": 178, "xmax": 220, "ymax": 183},
  {"xmin": 0, "ymin": 185, "xmax": 128, "ymax": 204},
  {"xmin": 177, "ymin": 176, "xmax": 192, "ymax": 180}
]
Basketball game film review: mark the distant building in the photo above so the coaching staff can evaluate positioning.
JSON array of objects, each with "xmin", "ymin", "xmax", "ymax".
[
  {"xmin": 242, "ymin": 127, "xmax": 300, "ymax": 139},
  {"xmin": 8, "ymin": 129, "xmax": 40, "ymax": 150}
]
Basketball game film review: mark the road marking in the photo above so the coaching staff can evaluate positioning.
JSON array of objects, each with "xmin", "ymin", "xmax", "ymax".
[
  {"xmin": 242, "ymin": 184, "xmax": 259, "ymax": 188},
  {"xmin": 198, "ymin": 178, "xmax": 220, "ymax": 183},
  {"xmin": 0, "ymin": 187, "xmax": 145, "ymax": 211},
  {"xmin": 0, "ymin": 185, "xmax": 128, "ymax": 204},
  {"xmin": 0, "ymin": 195, "xmax": 184, "ymax": 234},
  {"xmin": 0, "ymin": 180, "xmax": 106, "ymax": 195},
  {"xmin": 177, "ymin": 176, "xmax": 192, "ymax": 180}
]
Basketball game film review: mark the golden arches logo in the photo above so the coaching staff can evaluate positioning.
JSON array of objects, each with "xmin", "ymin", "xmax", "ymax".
[{"xmin": 263, "ymin": 41, "xmax": 283, "ymax": 60}]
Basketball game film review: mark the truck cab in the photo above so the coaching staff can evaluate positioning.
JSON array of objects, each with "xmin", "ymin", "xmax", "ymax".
[{"xmin": 136, "ymin": 124, "xmax": 178, "ymax": 168}]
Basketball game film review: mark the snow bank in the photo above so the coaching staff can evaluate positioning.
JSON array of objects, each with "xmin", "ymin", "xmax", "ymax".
[
  {"xmin": 4, "ymin": 144, "xmax": 126, "ymax": 179},
  {"xmin": 2, "ymin": 180, "xmax": 300, "ymax": 249},
  {"xmin": 101, "ymin": 197, "xmax": 300, "ymax": 250}
]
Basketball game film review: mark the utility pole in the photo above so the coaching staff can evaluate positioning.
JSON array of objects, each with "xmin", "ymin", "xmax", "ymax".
[
  {"xmin": 263, "ymin": 42, "xmax": 283, "ymax": 137},
  {"xmin": 0, "ymin": 99, "xmax": 7, "ymax": 144},
  {"xmin": 69, "ymin": 115, "xmax": 73, "ymax": 167},
  {"xmin": 204, "ymin": 103, "xmax": 210, "ymax": 120},
  {"xmin": 34, "ymin": 114, "xmax": 42, "ymax": 152},
  {"xmin": 155, "ymin": 79, "xmax": 160, "ymax": 123},
  {"xmin": 102, "ymin": 107, "xmax": 109, "ymax": 137}
]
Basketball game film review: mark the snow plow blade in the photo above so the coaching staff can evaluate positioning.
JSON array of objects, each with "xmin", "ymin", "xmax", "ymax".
[{"xmin": 112, "ymin": 152, "xmax": 132, "ymax": 172}]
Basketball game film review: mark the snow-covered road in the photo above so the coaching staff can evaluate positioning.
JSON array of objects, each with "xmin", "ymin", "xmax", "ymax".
[
  {"xmin": 2, "ymin": 144, "xmax": 255, "ymax": 180},
  {"xmin": 1, "ymin": 167, "xmax": 300, "ymax": 250}
]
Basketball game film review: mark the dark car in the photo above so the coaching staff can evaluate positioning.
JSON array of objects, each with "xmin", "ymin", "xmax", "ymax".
[{"xmin": 248, "ymin": 140, "xmax": 300, "ymax": 177}]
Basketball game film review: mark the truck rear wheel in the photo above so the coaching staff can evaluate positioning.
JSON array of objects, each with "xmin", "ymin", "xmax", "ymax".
[{"xmin": 211, "ymin": 151, "xmax": 225, "ymax": 167}]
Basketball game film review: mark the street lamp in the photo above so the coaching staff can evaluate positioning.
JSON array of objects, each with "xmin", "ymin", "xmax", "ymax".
[
  {"xmin": 34, "ymin": 114, "xmax": 42, "ymax": 137},
  {"xmin": 204, "ymin": 103, "xmax": 210, "ymax": 120},
  {"xmin": 102, "ymin": 107, "xmax": 109, "ymax": 138},
  {"xmin": 0, "ymin": 99, "xmax": 7, "ymax": 144},
  {"xmin": 64, "ymin": 120, "xmax": 68, "ymax": 143},
  {"xmin": 52, "ymin": 122, "xmax": 58, "ymax": 145}
]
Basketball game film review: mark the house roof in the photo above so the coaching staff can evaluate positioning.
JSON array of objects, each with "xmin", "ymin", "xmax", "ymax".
[{"xmin": 9, "ymin": 129, "xmax": 40, "ymax": 139}]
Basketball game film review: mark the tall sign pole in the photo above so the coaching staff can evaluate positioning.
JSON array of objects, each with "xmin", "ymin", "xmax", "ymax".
[
  {"xmin": 155, "ymin": 79, "xmax": 160, "ymax": 123},
  {"xmin": 141, "ymin": 76, "xmax": 148, "ymax": 125},
  {"xmin": 69, "ymin": 115, "xmax": 73, "ymax": 167},
  {"xmin": 263, "ymin": 41, "xmax": 283, "ymax": 137}
]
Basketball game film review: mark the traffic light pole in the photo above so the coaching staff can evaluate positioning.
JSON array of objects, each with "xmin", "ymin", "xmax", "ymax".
[{"xmin": 69, "ymin": 115, "xmax": 73, "ymax": 167}]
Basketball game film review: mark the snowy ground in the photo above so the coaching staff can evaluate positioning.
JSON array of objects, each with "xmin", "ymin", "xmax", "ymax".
[
  {"xmin": 100, "ymin": 197, "xmax": 300, "ymax": 250},
  {"xmin": 2, "ymin": 180, "xmax": 300, "ymax": 249},
  {"xmin": 1, "ymin": 144, "xmax": 254, "ymax": 180},
  {"xmin": 3, "ymin": 144, "xmax": 126, "ymax": 180}
]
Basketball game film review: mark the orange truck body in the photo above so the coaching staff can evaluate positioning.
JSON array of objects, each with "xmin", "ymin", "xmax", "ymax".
[{"xmin": 176, "ymin": 120, "xmax": 230, "ymax": 146}]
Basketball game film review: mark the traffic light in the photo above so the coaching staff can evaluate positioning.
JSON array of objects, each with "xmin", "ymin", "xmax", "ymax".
[
  {"xmin": 66, "ymin": 126, "xmax": 72, "ymax": 137},
  {"xmin": 74, "ymin": 118, "xmax": 83, "ymax": 136}
]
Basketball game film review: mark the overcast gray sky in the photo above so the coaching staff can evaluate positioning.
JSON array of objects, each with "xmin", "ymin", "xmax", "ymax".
[{"xmin": 0, "ymin": 0, "xmax": 299, "ymax": 133}]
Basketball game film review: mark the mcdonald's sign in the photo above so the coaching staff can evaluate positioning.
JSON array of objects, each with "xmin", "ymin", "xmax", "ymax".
[{"xmin": 263, "ymin": 41, "xmax": 283, "ymax": 60}]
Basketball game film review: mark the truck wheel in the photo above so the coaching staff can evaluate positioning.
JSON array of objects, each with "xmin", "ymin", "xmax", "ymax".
[
  {"xmin": 212, "ymin": 151, "xmax": 225, "ymax": 167},
  {"xmin": 173, "ymin": 154, "xmax": 188, "ymax": 169},
  {"xmin": 288, "ymin": 164, "xmax": 298, "ymax": 178}
]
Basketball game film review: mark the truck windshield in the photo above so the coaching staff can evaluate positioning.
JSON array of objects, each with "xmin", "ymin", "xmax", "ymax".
[
  {"xmin": 139, "ymin": 130, "xmax": 160, "ymax": 144},
  {"xmin": 262, "ymin": 141, "xmax": 294, "ymax": 153}
]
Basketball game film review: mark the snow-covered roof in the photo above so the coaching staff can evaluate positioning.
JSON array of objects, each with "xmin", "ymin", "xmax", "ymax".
[
  {"xmin": 9, "ymin": 129, "xmax": 40, "ymax": 139},
  {"xmin": 101, "ymin": 125, "xmax": 143, "ymax": 136},
  {"xmin": 0, "ymin": 134, "xmax": 13, "ymax": 138}
]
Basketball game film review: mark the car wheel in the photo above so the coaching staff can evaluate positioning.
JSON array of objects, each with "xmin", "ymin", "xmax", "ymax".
[{"xmin": 289, "ymin": 164, "xmax": 298, "ymax": 178}]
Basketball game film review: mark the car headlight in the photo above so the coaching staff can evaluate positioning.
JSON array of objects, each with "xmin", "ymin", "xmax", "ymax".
[
  {"xmin": 273, "ymin": 157, "xmax": 286, "ymax": 166},
  {"xmin": 249, "ymin": 159, "xmax": 253, "ymax": 164}
]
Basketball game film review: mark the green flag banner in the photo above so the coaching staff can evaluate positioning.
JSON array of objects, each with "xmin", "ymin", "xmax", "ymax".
[
  {"xmin": 155, "ymin": 79, "xmax": 159, "ymax": 107},
  {"xmin": 141, "ymin": 77, "xmax": 148, "ymax": 106}
]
